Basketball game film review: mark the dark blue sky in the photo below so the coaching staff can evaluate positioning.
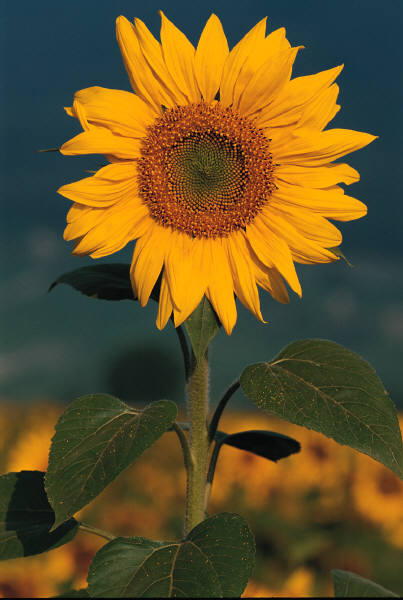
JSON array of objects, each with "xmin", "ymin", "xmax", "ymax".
[{"xmin": 1, "ymin": 0, "xmax": 402, "ymax": 406}]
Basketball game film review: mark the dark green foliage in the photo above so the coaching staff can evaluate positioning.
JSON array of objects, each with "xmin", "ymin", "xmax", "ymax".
[{"xmin": 332, "ymin": 569, "xmax": 399, "ymax": 597}]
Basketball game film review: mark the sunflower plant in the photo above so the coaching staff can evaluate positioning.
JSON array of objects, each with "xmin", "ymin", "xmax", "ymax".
[{"xmin": 1, "ymin": 12, "xmax": 402, "ymax": 598}]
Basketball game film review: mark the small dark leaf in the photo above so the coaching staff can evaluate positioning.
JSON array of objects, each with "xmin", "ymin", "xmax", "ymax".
[
  {"xmin": 49, "ymin": 263, "xmax": 162, "ymax": 302},
  {"xmin": 332, "ymin": 569, "xmax": 399, "ymax": 597},
  {"xmin": 0, "ymin": 471, "xmax": 78, "ymax": 560},
  {"xmin": 55, "ymin": 590, "xmax": 90, "ymax": 598},
  {"xmin": 216, "ymin": 429, "xmax": 300, "ymax": 462},
  {"xmin": 46, "ymin": 395, "xmax": 177, "ymax": 528},
  {"xmin": 184, "ymin": 297, "xmax": 221, "ymax": 363},
  {"xmin": 240, "ymin": 339, "xmax": 403, "ymax": 478},
  {"xmin": 88, "ymin": 513, "xmax": 255, "ymax": 598}
]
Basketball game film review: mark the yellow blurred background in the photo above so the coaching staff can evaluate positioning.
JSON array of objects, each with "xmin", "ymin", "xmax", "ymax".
[{"xmin": 0, "ymin": 404, "xmax": 402, "ymax": 598}]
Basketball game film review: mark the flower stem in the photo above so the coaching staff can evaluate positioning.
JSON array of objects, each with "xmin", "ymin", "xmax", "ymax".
[
  {"xmin": 185, "ymin": 351, "xmax": 209, "ymax": 534},
  {"xmin": 79, "ymin": 522, "xmax": 116, "ymax": 542}
]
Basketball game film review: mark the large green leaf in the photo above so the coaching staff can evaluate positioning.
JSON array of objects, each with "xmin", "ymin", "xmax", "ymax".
[
  {"xmin": 216, "ymin": 430, "xmax": 300, "ymax": 462},
  {"xmin": 87, "ymin": 513, "xmax": 255, "ymax": 598},
  {"xmin": 184, "ymin": 297, "xmax": 221, "ymax": 363},
  {"xmin": 331, "ymin": 569, "xmax": 399, "ymax": 597},
  {"xmin": 49, "ymin": 263, "xmax": 161, "ymax": 302},
  {"xmin": 0, "ymin": 471, "xmax": 78, "ymax": 560},
  {"xmin": 46, "ymin": 395, "xmax": 177, "ymax": 528},
  {"xmin": 240, "ymin": 339, "xmax": 403, "ymax": 478}
]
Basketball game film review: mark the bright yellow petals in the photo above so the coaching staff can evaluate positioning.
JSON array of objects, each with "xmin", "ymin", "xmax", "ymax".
[
  {"xmin": 272, "ymin": 127, "xmax": 377, "ymax": 166},
  {"xmin": 65, "ymin": 87, "xmax": 155, "ymax": 138},
  {"xmin": 205, "ymin": 238, "xmax": 237, "ymax": 335},
  {"xmin": 159, "ymin": 11, "xmax": 201, "ymax": 103},
  {"xmin": 272, "ymin": 183, "xmax": 367, "ymax": 221},
  {"xmin": 58, "ymin": 163, "xmax": 138, "ymax": 207},
  {"xmin": 59, "ymin": 12, "xmax": 375, "ymax": 334},
  {"xmin": 256, "ymin": 65, "xmax": 343, "ymax": 128},
  {"xmin": 226, "ymin": 232, "xmax": 264, "ymax": 322},
  {"xmin": 156, "ymin": 272, "xmax": 174, "ymax": 330},
  {"xmin": 246, "ymin": 220, "xmax": 302, "ymax": 296},
  {"xmin": 237, "ymin": 46, "xmax": 302, "ymax": 115},
  {"xmin": 195, "ymin": 14, "xmax": 229, "ymax": 103},
  {"xmin": 60, "ymin": 128, "xmax": 142, "ymax": 160},
  {"xmin": 297, "ymin": 84, "xmax": 340, "ymax": 131},
  {"xmin": 220, "ymin": 18, "xmax": 267, "ymax": 107},
  {"xmin": 275, "ymin": 163, "xmax": 360, "ymax": 188},
  {"xmin": 131, "ymin": 226, "xmax": 170, "ymax": 306}
]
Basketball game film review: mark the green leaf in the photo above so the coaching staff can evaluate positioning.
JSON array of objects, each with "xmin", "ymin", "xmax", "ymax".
[
  {"xmin": 216, "ymin": 430, "xmax": 300, "ymax": 462},
  {"xmin": 184, "ymin": 297, "xmax": 221, "ymax": 363},
  {"xmin": 240, "ymin": 339, "xmax": 403, "ymax": 478},
  {"xmin": 46, "ymin": 395, "xmax": 177, "ymax": 528},
  {"xmin": 87, "ymin": 513, "xmax": 255, "ymax": 598},
  {"xmin": 329, "ymin": 246, "xmax": 354, "ymax": 267},
  {"xmin": 331, "ymin": 569, "xmax": 399, "ymax": 597},
  {"xmin": 0, "ymin": 471, "xmax": 78, "ymax": 560},
  {"xmin": 49, "ymin": 263, "xmax": 161, "ymax": 302}
]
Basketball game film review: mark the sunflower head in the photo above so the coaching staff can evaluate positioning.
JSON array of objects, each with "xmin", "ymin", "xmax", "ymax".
[{"xmin": 58, "ymin": 12, "xmax": 376, "ymax": 334}]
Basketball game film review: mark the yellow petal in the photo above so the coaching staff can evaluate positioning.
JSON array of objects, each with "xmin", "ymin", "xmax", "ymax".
[
  {"xmin": 58, "ymin": 163, "xmax": 138, "ymax": 207},
  {"xmin": 297, "ymin": 83, "xmax": 340, "ymax": 130},
  {"xmin": 251, "ymin": 257, "xmax": 290, "ymax": 304},
  {"xmin": 66, "ymin": 87, "xmax": 155, "ymax": 138},
  {"xmin": 60, "ymin": 128, "xmax": 142, "ymax": 160},
  {"xmin": 195, "ymin": 14, "xmax": 229, "ymax": 103},
  {"xmin": 131, "ymin": 225, "xmax": 170, "ymax": 306},
  {"xmin": 71, "ymin": 199, "xmax": 151, "ymax": 258},
  {"xmin": 156, "ymin": 271, "xmax": 174, "ymax": 330},
  {"xmin": 246, "ymin": 219, "xmax": 302, "ymax": 296},
  {"xmin": 237, "ymin": 46, "xmax": 302, "ymax": 116},
  {"xmin": 271, "ymin": 183, "xmax": 367, "ymax": 221},
  {"xmin": 205, "ymin": 238, "xmax": 237, "ymax": 335},
  {"xmin": 164, "ymin": 232, "xmax": 208, "ymax": 322},
  {"xmin": 225, "ymin": 231, "xmax": 265, "ymax": 322},
  {"xmin": 159, "ymin": 11, "xmax": 201, "ymax": 103},
  {"xmin": 255, "ymin": 65, "xmax": 343, "ymax": 128},
  {"xmin": 233, "ymin": 27, "xmax": 290, "ymax": 103},
  {"xmin": 275, "ymin": 163, "xmax": 360, "ymax": 188},
  {"xmin": 134, "ymin": 17, "xmax": 187, "ymax": 106},
  {"xmin": 261, "ymin": 210, "xmax": 338, "ymax": 264},
  {"xmin": 116, "ymin": 15, "xmax": 166, "ymax": 111},
  {"xmin": 272, "ymin": 127, "xmax": 377, "ymax": 166},
  {"xmin": 266, "ymin": 204, "xmax": 343, "ymax": 246},
  {"xmin": 220, "ymin": 18, "xmax": 267, "ymax": 107}
]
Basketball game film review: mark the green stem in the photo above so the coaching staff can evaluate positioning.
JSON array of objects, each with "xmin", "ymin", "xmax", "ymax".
[
  {"xmin": 185, "ymin": 351, "xmax": 210, "ymax": 534},
  {"xmin": 174, "ymin": 324, "xmax": 191, "ymax": 380},
  {"xmin": 204, "ymin": 439, "xmax": 222, "ymax": 512},
  {"xmin": 79, "ymin": 522, "xmax": 116, "ymax": 542}
]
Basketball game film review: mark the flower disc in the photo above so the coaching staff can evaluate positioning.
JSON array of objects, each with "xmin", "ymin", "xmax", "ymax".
[{"xmin": 138, "ymin": 103, "xmax": 275, "ymax": 237}]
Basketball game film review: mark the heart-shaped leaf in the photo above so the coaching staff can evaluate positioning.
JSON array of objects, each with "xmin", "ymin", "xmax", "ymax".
[
  {"xmin": 87, "ymin": 513, "xmax": 255, "ymax": 598},
  {"xmin": 240, "ymin": 339, "xmax": 403, "ymax": 478},
  {"xmin": 216, "ymin": 430, "xmax": 300, "ymax": 462},
  {"xmin": 46, "ymin": 395, "xmax": 177, "ymax": 527},
  {"xmin": 0, "ymin": 471, "xmax": 78, "ymax": 560},
  {"xmin": 331, "ymin": 569, "xmax": 399, "ymax": 597},
  {"xmin": 49, "ymin": 263, "xmax": 160, "ymax": 302},
  {"xmin": 184, "ymin": 297, "xmax": 221, "ymax": 363}
]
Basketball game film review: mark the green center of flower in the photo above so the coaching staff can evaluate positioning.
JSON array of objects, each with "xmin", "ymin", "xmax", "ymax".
[
  {"xmin": 138, "ymin": 102, "xmax": 275, "ymax": 238},
  {"xmin": 166, "ymin": 132, "xmax": 246, "ymax": 214}
]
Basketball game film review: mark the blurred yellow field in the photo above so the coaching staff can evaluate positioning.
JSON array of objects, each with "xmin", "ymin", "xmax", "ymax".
[{"xmin": 0, "ymin": 403, "xmax": 402, "ymax": 598}]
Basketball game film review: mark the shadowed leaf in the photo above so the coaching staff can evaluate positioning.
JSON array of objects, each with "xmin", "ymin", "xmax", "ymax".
[
  {"xmin": 0, "ymin": 471, "xmax": 78, "ymax": 560},
  {"xmin": 240, "ymin": 339, "xmax": 403, "ymax": 478},
  {"xmin": 216, "ymin": 429, "xmax": 300, "ymax": 461},
  {"xmin": 332, "ymin": 569, "xmax": 399, "ymax": 597},
  {"xmin": 46, "ymin": 395, "xmax": 177, "ymax": 528},
  {"xmin": 88, "ymin": 513, "xmax": 254, "ymax": 598}
]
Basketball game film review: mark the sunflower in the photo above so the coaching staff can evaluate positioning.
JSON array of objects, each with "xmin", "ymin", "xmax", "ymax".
[{"xmin": 58, "ymin": 12, "xmax": 376, "ymax": 334}]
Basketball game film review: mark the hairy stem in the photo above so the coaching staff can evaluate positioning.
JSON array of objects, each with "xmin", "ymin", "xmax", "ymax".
[{"xmin": 185, "ymin": 351, "xmax": 210, "ymax": 533}]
